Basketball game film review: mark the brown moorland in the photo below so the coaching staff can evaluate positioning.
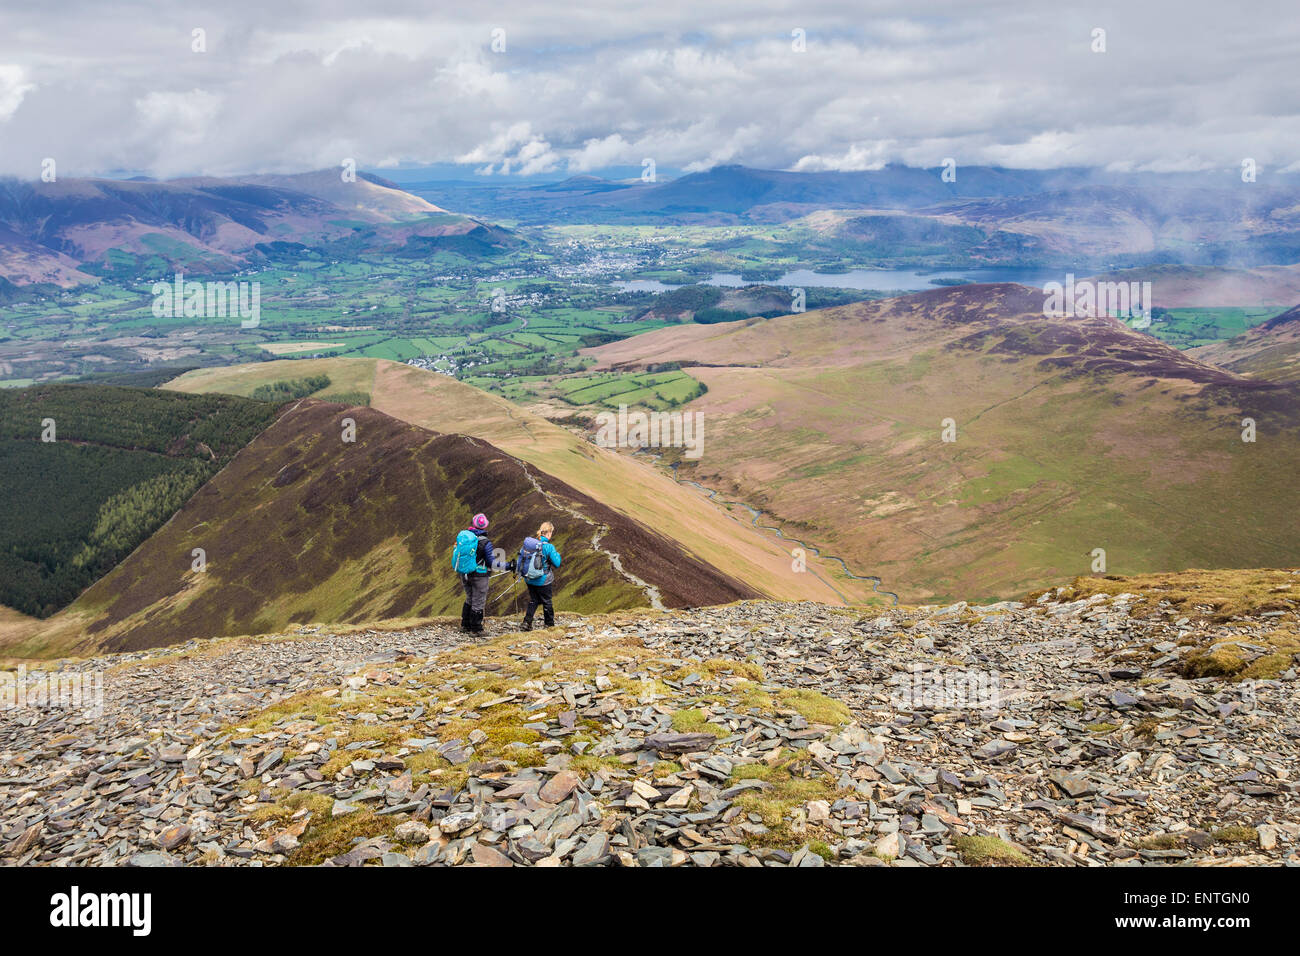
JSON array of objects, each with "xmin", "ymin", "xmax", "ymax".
[{"xmin": 584, "ymin": 283, "xmax": 1300, "ymax": 603}]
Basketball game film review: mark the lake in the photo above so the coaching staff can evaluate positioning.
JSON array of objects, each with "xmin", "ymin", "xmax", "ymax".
[{"xmin": 614, "ymin": 267, "xmax": 1058, "ymax": 293}]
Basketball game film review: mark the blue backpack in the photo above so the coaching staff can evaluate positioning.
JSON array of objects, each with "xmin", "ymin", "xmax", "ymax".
[
  {"xmin": 452, "ymin": 530, "xmax": 482, "ymax": 573},
  {"xmin": 519, "ymin": 536, "xmax": 548, "ymax": 581}
]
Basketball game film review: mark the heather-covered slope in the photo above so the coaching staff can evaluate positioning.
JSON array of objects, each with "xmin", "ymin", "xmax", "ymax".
[
  {"xmin": 168, "ymin": 358, "xmax": 875, "ymax": 604},
  {"xmin": 11, "ymin": 400, "xmax": 755, "ymax": 656}
]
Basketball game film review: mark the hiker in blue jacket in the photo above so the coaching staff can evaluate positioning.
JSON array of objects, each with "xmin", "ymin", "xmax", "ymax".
[
  {"xmin": 516, "ymin": 521, "xmax": 562, "ymax": 631},
  {"xmin": 451, "ymin": 513, "xmax": 494, "ymax": 634}
]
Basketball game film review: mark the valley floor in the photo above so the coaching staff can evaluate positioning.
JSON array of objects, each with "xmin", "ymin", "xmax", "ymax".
[{"xmin": 1, "ymin": 591, "xmax": 1296, "ymax": 867}]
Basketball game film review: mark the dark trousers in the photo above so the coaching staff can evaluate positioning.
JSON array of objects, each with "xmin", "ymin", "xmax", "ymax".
[
  {"xmin": 461, "ymin": 573, "xmax": 489, "ymax": 631},
  {"xmin": 522, "ymin": 582, "xmax": 554, "ymax": 627}
]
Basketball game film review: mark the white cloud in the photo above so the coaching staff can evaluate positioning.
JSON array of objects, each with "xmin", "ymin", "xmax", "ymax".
[
  {"xmin": 455, "ymin": 122, "xmax": 559, "ymax": 175},
  {"xmin": 322, "ymin": 38, "xmax": 375, "ymax": 67},
  {"xmin": 567, "ymin": 134, "xmax": 633, "ymax": 172},
  {"xmin": 0, "ymin": 64, "xmax": 35, "ymax": 121},
  {"xmin": 793, "ymin": 142, "xmax": 892, "ymax": 172},
  {"xmin": 508, "ymin": 138, "xmax": 560, "ymax": 176},
  {"xmin": 0, "ymin": 1, "xmax": 1295, "ymax": 178}
]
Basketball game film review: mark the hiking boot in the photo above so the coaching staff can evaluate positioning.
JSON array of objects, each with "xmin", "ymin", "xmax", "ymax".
[
  {"xmin": 519, "ymin": 620, "xmax": 533, "ymax": 632},
  {"xmin": 469, "ymin": 609, "xmax": 485, "ymax": 634},
  {"xmin": 460, "ymin": 602, "xmax": 473, "ymax": 632}
]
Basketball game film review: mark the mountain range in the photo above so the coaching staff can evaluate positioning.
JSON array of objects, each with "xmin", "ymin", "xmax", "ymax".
[
  {"xmin": 7, "ymin": 277, "xmax": 1299, "ymax": 657},
  {"xmin": 7, "ymin": 163, "xmax": 1300, "ymax": 294},
  {"xmin": 406, "ymin": 164, "xmax": 1300, "ymax": 267},
  {"xmin": 2, "ymin": 166, "xmax": 1299, "ymax": 657},
  {"xmin": 0, "ymin": 171, "xmax": 514, "ymax": 289}
]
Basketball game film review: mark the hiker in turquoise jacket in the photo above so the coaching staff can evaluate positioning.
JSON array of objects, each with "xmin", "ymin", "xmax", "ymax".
[{"xmin": 516, "ymin": 521, "xmax": 562, "ymax": 630}]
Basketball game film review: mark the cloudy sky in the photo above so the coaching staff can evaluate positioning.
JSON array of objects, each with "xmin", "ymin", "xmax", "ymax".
[{"xmin": 1, "ymin": 0, "xmax": 1298, "ymax": 180}]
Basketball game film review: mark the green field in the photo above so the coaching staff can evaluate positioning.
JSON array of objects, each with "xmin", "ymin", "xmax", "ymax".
[
  {"xmin": 4, "ymin": 220, "xmax": 1285, "ymax": 420},
  {"xmin": 0, "ymin": 244, "xmax": 685, "ymax": 401},
  {"xmin": 556, "ymin": 369, "xmax": 706, "ymax": 410},
  {"xmin": 1146, "ymin": 307, "xmax": 1280, "ymax": 349}
]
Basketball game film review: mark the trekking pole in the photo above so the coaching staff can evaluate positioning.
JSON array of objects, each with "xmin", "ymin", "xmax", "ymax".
[
  {"xmin": 484, "ymin": 570, "xmax": 505, "ymax": 609},
  {"xmin": 488, "ymin": 573, "xmax": 519, "ymax": 610},
  {"xmin": 484, "ymin": 569, "xmax": 515, "ymax": 614}
]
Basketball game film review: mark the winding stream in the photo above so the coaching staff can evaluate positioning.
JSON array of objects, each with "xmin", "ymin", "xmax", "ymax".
[
  {"xmin": 477, "ymin": 431, "xmax": 898, "ymax": 608},
  {"xmin": 642, "ymin": 454, "xmax": 900, "ymax": 605}
]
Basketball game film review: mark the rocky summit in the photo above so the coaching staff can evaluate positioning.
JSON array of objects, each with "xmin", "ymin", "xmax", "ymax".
[{"xmin": 1, "ymin": 585, "xmax": 1297, "ymax": 867}]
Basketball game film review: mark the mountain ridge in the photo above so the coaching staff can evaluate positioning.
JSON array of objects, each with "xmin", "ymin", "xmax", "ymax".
[
  {"xmin": 7, "ymin": 397, "xmax": 756, "ymax": 658},
  {"xmin": 0, "ymin": 172, "xmax": 513, "ymax": 287},
  {"xmin": 404, "ymin": 164, "xmax": 1300, "ymax": 267},
  {"xmin": 167, "ymin": 357, "xmax": 880, "ymax": 606}
]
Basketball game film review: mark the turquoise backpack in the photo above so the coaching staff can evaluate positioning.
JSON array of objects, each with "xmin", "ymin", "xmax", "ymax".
[{"xmin": 452, "ymin": 530, "xmax": 482, "ymax": 573}]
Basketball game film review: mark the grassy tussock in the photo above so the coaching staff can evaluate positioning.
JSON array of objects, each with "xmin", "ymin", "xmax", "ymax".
[{"xmin": 953, "ymin": 835, "xmax": 1032, "ymax": 866}]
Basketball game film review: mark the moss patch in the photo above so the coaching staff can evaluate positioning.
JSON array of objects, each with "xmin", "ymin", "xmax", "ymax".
[
  {"xmin": 670, "ymin": 708, "xmax": 728, "ymax": 737},
  {"xmin": 1178, "ymin": 646, "xmax": 1247, "ymax": 679},
  {"xmin": 730, "ymin": 757, "xmax": 849, "ymax": 849},
  {"xmin": 773, "ymin": 688, "xmax": 851, "ymax": 727},
  {"xmin": 1138, "ymin": 833, "xmax": 1182, "ymax": 850},
  {"xmin": 953, "ymin": 834, "xmax": 1032, "ymax": 866}
]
